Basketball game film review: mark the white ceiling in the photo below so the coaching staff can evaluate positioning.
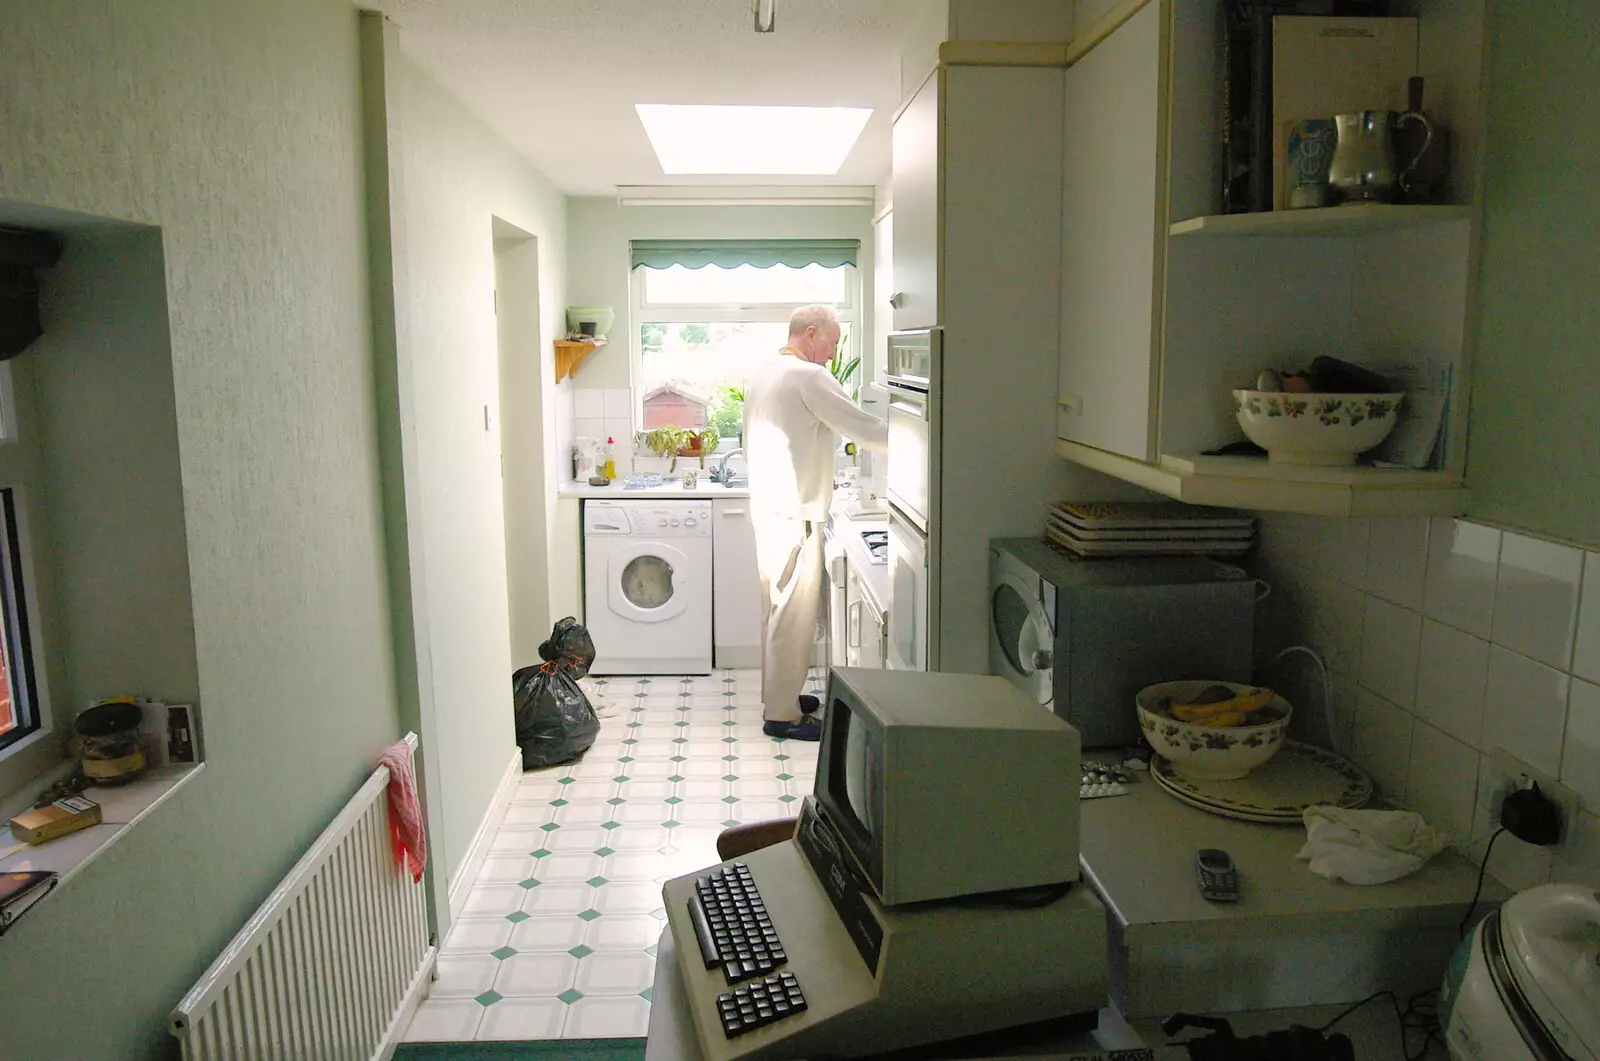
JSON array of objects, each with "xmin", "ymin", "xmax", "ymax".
[{"xmin": 371, "ymin": 0, "xmax": 920, "ymax": 196}]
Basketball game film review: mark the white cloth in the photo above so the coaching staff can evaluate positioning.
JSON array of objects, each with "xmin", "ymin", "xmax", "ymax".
[
  {"xmin": 1295, "ymin": 806, "xmax": 1448, "ymax": 885},
  {"xmin": 754, "ymin": 516, "xmax": 825, "ymax": 722},
  {"xmin": 744, "ymin": 352, "xmax": 888, "ymax": 522}
]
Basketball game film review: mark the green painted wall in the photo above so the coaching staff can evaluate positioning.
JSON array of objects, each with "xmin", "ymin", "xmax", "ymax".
[
  {"xmin": 1467, "ymin": 1, "xmax": 1600, "ymax": 547},
  {"xmin": 0, "ymin": 1, "xmax": 400, "ymax": 1056}
]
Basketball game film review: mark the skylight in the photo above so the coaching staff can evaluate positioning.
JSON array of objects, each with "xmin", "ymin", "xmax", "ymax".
[{"xmin": 634, "ymin": 105, "xmax": 872, "ymax": 175}]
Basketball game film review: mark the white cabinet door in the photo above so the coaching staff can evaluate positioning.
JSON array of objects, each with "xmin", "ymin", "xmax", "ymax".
[
  {"xmin": 712, "ymin": 499, "xmax": 761, "ymax": 668},
  {"xmin": 1058, "ymin": 0, "xmax": 1165, "ymax": 461},
  {"xmin": 892, "ymin": 72, "xmax": 939, "ymax": 331}
]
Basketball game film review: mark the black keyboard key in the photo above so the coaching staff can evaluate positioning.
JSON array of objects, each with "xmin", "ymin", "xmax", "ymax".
[
  {"xmin": 688, "ymin": 894, "xmax": 720, "ymax": 970},
  {"xmin": 716, "ymin": 971, "xmax": 808, "ymax": 1038}
]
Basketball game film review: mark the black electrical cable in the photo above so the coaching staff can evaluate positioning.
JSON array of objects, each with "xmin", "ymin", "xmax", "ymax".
[
  {"xmin": 1458, "ymin": 826, "xmax": 1506, "ymax": 940},
  {"xmin": 1316, "ymin": 988, "xmax": 1443, "ymax": 1061}
]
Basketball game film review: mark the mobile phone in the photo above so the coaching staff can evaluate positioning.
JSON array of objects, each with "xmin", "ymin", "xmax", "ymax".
[{"xmin": 1195, "ymin": 849, "xmax": 1239, "ymax": 902}]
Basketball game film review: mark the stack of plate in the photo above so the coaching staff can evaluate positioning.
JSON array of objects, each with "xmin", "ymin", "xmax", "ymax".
[
  {"xmin": 1044, "ymin": 501, "xmax": 1255, "ymax": 557},
  {"xmin": 1148, "ymin": 741, "xmax": 1373, "ymax": 823}
]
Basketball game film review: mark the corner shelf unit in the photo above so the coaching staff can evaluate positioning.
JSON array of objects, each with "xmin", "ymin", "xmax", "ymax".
[
  {"xmin": 1170, "ymin": 204, "xmax": 1474, "ymax": 239},
  {"xmin": 554, "ymin": 338, "xmax": 606, "ymax": 383}
]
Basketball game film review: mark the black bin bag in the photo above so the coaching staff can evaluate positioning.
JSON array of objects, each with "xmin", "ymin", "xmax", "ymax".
[{"xmin": 513, "ymin": 618, "xmax": 600, "ymax": 769}]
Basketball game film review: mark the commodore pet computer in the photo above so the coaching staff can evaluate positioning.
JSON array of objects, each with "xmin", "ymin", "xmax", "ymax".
[{"xmin": 661, "ymin": 668, "xmax": 1108, "ymax": 1060}]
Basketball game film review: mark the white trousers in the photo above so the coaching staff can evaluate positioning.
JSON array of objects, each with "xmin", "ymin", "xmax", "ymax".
[{"xmin": 753, "ymin": 516, "xmax": 823, "ymax": 722}]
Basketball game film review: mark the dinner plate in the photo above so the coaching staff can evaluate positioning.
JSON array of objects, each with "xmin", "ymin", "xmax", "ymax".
[{"xmin": 1149, "ymin": 740, "xmax": 1372, "ymax": 824}]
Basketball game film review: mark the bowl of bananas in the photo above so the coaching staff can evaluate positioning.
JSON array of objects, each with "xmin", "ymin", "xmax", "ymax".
[{"xmin": 1136, "ymin": 681, "xmax": 1293, "ymax": 781}]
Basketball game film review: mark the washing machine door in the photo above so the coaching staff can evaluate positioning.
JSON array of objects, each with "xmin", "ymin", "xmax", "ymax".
[
  {"xmin": 990, "ymin": 568, "xmax": 1053, "ymax": 705},
  {"xmin": 608, "ymin": 542, "xmax": 693, "ymax": 623}
]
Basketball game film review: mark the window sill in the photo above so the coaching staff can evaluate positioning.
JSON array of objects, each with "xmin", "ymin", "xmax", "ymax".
[{"xmin": 0, "ymin": 762, "xmax": 205, "ymax": 921}]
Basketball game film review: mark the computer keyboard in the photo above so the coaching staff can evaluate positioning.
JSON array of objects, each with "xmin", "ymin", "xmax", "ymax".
[
  {"xmin": 715, "ymin": 971, "xmax": 808, "ymax": 1038},
  {"xmin": 689, "ymin": 862, "xmax": 790, "ymax": 984}
]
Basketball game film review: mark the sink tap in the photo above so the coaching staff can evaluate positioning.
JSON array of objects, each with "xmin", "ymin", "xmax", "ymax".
[{"xmin": 715, "ymin": 448, "xmax": 744, "ymax": 485}]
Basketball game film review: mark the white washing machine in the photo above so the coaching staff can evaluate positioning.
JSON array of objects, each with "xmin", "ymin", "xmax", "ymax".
[{"xmin": 584, "ymin": 499, "xmax": 713, "ymax": 675}]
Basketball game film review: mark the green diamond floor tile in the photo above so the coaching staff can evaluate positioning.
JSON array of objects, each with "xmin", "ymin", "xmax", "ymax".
[
  {"xmin": 722, "ymin": 774, "xmax": 738, "ymax": 782},
  {"xmin": 640, "ymin": 988, "xmax": 654, "ymax": 1002},
  {"xmin": 577, "ymin": 909, "xmax": 601, "ymax": 921},
  {"xmin": 531, "ymin": 848, "xmax": 551, "ymax": 858},
  {"xmin": 558, "ymin": 988, "xmax": 586, "ymax": 1004},
  {"xmin": 722, "ymin": 796, "xmax": 739, "ymax": 804},
  {"xmin": 569, "ymin": 944, "xmax": 595, "ymax": 959},
  {"xmin": 550, "ymin": 799, "xmax": 569, "ymax": 807},
  {"xmin": 587, "ymin": 876, "xmax": 608, "ymax": 886},
  {"xmin": 492, "ymin": 946, "xmax": 517, "ymax": 960},
  {"xmin": 540, "ymin": 822, "xmax": 560, "ymax": 832},
  {"xmin": 665, "ymin": 796, "xmax": 682, "ymax": 805},
  {"xmin": 601, "ymin": 821, "xmax": 620, "ymax": 830},
  {"xmin": 506, "ymin": 911, "xmax": 530, "ymax": 923},
  {"xmin": 519, "ymin": 878, "xmax": 540, "ymax": 890},
  {"xmin": 595, "ymin": 846, "xmax": 615, "ymax": 857},
  {"xmin": 779, "ymin": 794, "xmax": 797, "ymax": 803},
  {"xmin": 613, "ymin": 775, "xmax": 629, "ymax": 783},
  {"xmin": 476, "ymin": 990, "xmax": 503, "ymax": 1006},
  {"xmin": 724, "ymin": 819, "xmax": 740, "ymax": 828},
  {"xmin": 663, "ymin": 820, "xmax": 680, "ymax": 829},
  {"xmin": 559, "ymin": 777, "xmax": 575, "ymax": 784},
  {"xmin": 776, "ymin": 773, "xmax": 793, "ymax": 781},
  {"xmin": 606, "ymin": 797, "xmax": 625, "ymax": 805}
]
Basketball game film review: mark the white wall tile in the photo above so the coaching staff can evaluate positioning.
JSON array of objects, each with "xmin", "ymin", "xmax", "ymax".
[
  {"xmin": 1307, "ymin": 577, "xmax": 1367, "ymax": 678},
  {"xmin": 603, "ymin": 388, "xmax": 633, "ymax": 419},
  {"xmin": 1405, "ymin": 722, "xmax": 1479, "ymax": 842},
  {"xmin": 574, "ymin": 389, "xmax": 605, "ymax": 419},
  {"xmin": 1574, "ymin": 553, "xmax": 1600, "ymax": 684},
  {"xmin": 1314, "ymin": 518, "xmax": 1370, "ymax": 589},
  {"xmin": 1492, "ymin": 532, "xmax": 1583, "ymax": 670},
  {"xmin": 1365, "ymin": 518, "xmax": 1430, "ymax": 610},
  {"xmin": 1359, "ymin": 597, "xmax": 1422, "ymax": 708},
  {"xmin": 1424, "ymin": 518, "xmax": 1500, "ymax": 639},
  {"xmin": 1413, "ymin": 620, "xmax": 1490, "ymax": 748},
  {"xmin": 1481, "ymin": 646, "xmax": 1570, "ymax": 777},
  {"xmin": 1561, "ymin": 678, "xmax": 1600, "ymax": 814},
  {"xmin": 1352, "ymin": 689, "xmax": 1415, "ymax": 805},
  {"xmin": 1326, "ymin": 672, "xmax": 1360, "ymax": 756},
  {"xmin": 1551, "ymin": 809, "xmax": 1600, "ymax": 886},
  {"xmin": 604, "ymin": 417, "xmax": 632, "ymax": 446},
  {"xmin": 574, "ymin": 417, "xmax": 605, "ymax": 444}
]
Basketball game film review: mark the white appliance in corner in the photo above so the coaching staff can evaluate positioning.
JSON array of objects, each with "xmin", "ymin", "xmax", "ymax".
[
  {"xmin": 584, "ymin": 500, "xmax": 712, "ymax": 674},
  {"xmin": 885, "ymin": 328, "xmax": 939, "ymax": 671}
]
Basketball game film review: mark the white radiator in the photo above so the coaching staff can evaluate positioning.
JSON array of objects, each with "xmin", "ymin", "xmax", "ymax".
[{"xmin": 170, "ymin": 733, "xmax": 436, "ymax": 1061}]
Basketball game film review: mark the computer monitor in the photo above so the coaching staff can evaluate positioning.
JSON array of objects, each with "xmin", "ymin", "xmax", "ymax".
[{"xmin": 812, "ymin": 667, "xmax": 1081, "ymax": 906}]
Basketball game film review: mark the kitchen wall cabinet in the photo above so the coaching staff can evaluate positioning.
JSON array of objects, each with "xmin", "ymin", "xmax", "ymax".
[
  {"xmin": 1054, "ymin": 0, "xmax": 1487, "ymax": 518},
  {"xmin": 712, "ymin": 499, "xmax": 761, "ymax": 669},
  {"xmin": 870, "ymin": 208, "xmax": 894, "ymax": 386},
  {"xmin": 890, "ymin": 74, "xmax": 938, "ymax": 331}
]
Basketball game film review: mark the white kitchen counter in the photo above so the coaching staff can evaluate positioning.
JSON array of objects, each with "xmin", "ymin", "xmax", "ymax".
[{"xmin": 558, "ymin": 479, "xmax": 750, "ymax": 499}]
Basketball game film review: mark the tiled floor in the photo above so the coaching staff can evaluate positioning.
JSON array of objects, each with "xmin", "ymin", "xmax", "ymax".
[{"xmin": 404, "ymin": 668, "xmax": 822, "ymax": 1043}]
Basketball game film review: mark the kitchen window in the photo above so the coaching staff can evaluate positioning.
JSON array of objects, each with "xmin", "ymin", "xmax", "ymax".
[{"xmin": 630, "ymin": 239, "xmax": 861, "ymax": 444}]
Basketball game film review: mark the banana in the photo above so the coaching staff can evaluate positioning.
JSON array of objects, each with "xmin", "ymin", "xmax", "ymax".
[{"xmin": 1169, "ymin": 687, "xmax": 1275, "ymax": 725}]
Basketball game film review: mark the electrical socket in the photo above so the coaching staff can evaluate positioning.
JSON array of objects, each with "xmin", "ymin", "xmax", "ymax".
[{"xmin": 1482, "ymin": 749, "xmax": 1582, "ymax": 859}]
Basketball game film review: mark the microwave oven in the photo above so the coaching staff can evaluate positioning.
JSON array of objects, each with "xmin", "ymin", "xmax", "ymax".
[{"xmin": 988, "ymin": 537, "xmax": 1256, "ymax": 748}]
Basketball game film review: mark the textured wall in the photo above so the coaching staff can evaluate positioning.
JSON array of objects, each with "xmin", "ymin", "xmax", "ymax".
[
  {"xmin": 0, "ymin": 2, "xmax": 401, "ymax": 1057},
  {"xmin": 1467, "ymin": 0, "xmax": 1600, "ymax": 548},
  {"xmin": 383, "ymin": 39, "xmax": 568, "ymax": 892}
]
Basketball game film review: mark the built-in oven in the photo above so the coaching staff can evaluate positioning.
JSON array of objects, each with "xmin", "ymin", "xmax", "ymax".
[
  {"xmin": 887, "ymin": 503, "xmax": 927, "ymax": 671},
  {"xmin": 884, "ymin": 329, "xmax": 939, "ymax": 535}
]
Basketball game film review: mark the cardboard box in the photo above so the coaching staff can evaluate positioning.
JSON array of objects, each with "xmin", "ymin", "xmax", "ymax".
[
  {"xmin": 1271, "ymin": 16, "xmax": 1417, "ymax": 209},
  {"xmin": 9, "ymin": 796, "xmax": 102, "ymax": 845}
]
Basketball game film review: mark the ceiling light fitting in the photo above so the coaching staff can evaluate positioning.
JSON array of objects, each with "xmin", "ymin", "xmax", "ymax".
[{"xmin": 753, "ymin": 0, "xmax": 775, "ymax": 33}]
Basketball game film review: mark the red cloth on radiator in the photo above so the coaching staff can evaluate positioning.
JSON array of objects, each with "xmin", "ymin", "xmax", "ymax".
[{"xmin": 378, "ymin": 740, "xmax": 426, "ymax": 883}]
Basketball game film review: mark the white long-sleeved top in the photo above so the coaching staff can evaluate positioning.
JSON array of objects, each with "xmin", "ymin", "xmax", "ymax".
[{"xmin": 744, "ymin": 352, "xmax": 888, "ymax": 521}]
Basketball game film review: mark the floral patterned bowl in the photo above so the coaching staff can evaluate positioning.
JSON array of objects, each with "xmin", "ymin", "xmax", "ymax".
[
  {"xmin": 1232, "ymin": 390, "xmax": 1404, "ymax": 466},
  {"xmin": 1136, "ymin": 680, "xmax": 1293, "ymax": 781}
]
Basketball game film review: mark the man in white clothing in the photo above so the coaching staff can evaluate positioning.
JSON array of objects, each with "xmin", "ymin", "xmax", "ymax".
[{"xmin": 744, "ymin": 305, "xmax": 888, "ymax": 740}]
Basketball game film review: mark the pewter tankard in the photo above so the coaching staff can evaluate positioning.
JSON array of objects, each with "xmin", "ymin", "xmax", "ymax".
[{"xmin": 1329, "ymin": 109, "xmax": 1436, "ymax": 203}]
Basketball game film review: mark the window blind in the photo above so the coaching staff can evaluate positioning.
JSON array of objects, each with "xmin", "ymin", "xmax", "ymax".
[{"xmin": 629, "ymin": 239, "xmax": 858, "ymax": 271}]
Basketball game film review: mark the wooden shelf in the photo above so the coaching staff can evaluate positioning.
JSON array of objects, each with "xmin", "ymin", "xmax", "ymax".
[
  {"xmin": 554, "ymin": 338, "xmax": 606, "ymax": 383},
  {"xmin": 1056, "ymin": 439, "xmax": 1469, "ymax": 518},
  {"xmin": 1170, "ymin": 204, "xmax": 1473, "ymax": 239}
]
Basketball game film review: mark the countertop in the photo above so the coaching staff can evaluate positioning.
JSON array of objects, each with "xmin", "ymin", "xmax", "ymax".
[
  {"xmin": 828, "ymin": 504, "xmax": 889, "ymax": 614},
  {"xmin": 558, "ymin": 479, "xmax": 750, "ymax": 499},
  {"xmin": 1078, "ymin": 756, "xmax": 1508, "ymax": 947}
]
